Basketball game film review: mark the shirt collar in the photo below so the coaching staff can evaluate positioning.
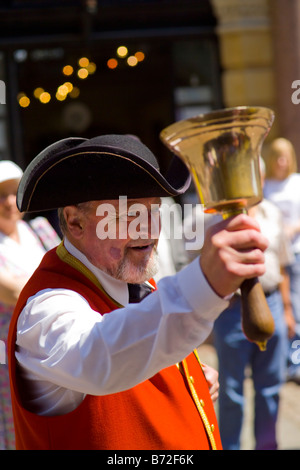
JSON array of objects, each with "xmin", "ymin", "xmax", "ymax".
[{"xmin": 64, "ymin": 237, "xmax": 129, "ymax": 306}]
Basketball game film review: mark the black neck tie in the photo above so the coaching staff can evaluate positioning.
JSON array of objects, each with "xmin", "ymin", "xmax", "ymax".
[{"xmin": 128, "ymin": 283, "xmax": 153, "ymax": 303}]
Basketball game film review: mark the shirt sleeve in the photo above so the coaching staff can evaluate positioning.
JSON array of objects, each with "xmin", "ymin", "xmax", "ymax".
[{"xmin": 16, "ymin": 257, "xmax": 228, "ymax": 396}]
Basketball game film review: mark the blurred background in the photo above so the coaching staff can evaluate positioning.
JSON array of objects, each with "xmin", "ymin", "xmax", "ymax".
[{"xmin": 0, "ymin": 0, "xmax": 299, "ymax": 175}]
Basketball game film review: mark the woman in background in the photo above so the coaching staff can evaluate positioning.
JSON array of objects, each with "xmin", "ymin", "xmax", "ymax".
[
  {"xmin": 264, "ymin": 138, "xmax": 300, "ymax": 382},
  {"xmin": 0, "ymin": 160, "xmax": 60, "ymax": 449}
]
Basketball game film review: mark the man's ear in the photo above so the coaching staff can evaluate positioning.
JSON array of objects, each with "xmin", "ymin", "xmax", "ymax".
[{"xmin": 63, "ymin": 206, "xmax": 84, "ymax": 239}]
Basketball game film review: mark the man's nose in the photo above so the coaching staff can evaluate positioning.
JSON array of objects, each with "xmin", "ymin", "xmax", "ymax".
[
  {"xmin": 127, "ymin": 208, "xmax": 161, "ymax": 240},
  {"xmin": 149, "ymin": 210, "xmax": 160, "ymax": 239}
]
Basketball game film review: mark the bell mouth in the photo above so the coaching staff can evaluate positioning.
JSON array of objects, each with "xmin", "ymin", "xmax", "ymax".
[{"xmin": 160, "ymin": 106, "xmax": 275, "ymax": 212}]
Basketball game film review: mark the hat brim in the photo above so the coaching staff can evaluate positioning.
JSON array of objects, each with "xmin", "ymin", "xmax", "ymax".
[{"xmin": 17, "ymin": 136, "xmax": 191, "ymax": 212}]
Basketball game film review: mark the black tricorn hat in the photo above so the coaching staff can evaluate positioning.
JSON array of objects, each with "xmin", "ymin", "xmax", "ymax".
[{"xmin": 17, "ymin": 134, "xmax": 191, "ymax": 212}]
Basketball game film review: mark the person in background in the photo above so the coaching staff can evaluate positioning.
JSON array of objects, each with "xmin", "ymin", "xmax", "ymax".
[
  {"xmin": 0, "ymin": 160, "xmax": 60, "ymax": 449},
  {"xmin": 264, "ymin": 138, "xmax": 300, "ymax": 383},
  {"xmin": 154, "ymin": 196, "xmax": 188, "ymax": 282},
  {"xmin": 154, "ymin": 197, "xmax": 219, "ymax": 406},
  {"xmin": 184, "ymin": 157, "xmax": 295, "ymax": 449}
]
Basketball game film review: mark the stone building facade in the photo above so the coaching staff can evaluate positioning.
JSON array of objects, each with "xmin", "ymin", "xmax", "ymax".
[{"xmin": 212, "ymin": 0, "xmax": 300, "ymax": 159}]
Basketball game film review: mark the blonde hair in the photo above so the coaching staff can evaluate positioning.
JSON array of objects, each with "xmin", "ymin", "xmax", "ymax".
[{"xmin": 265, "ymin": 138, "xmax": 298, "ymax": 178}]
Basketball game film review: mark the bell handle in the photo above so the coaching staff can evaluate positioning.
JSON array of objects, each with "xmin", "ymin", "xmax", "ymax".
[
  {"xmin": 222, "ymin": 209, "xmax": 275, "ymax": 350},
  {"xmin": 240, "ymin": 277, "xmax": 275, "ymax": 351}
]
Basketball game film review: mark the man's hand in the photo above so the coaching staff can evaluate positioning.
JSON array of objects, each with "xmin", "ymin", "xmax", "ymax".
[
  {"xmin": 201, "ymin": 363, "xmax": 219, "ymax": 403},
  {"xmin": 200, "ymin": 213, "xmax": 268, "ymax": 298}
]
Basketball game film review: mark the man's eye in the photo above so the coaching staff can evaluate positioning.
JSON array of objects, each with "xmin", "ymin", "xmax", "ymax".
[{"xmin": 117, "ymin": 207, "xmax": 161, "ymax": 220}]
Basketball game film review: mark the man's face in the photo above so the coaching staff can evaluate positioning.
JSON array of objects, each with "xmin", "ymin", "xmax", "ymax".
[{"xmin": 72, "ymin": 197, "xmax": 161, "ymax": 283}]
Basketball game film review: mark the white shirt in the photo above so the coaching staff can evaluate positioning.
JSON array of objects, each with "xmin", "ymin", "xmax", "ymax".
[
  {"xmin": 154, "ymin": 197, "xmax": 188, "ymax": 281},
  {"xmin": 0, "ymin": 220, "xmax": 46, "ymax": 277},
  {"xmin": 264, "ymin": 173, "xmax": 300, "ymax": 253},
  {"xmin": 15, "ymin": 238, "xmax": 229, "ymax": 416},
  {"xmin": 252, "ymin": 199, "xmax": 294, "ymax": 292}
]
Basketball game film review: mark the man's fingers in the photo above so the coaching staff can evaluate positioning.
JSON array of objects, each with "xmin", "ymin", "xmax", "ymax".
[{"xmin": 200, "ymin": 213, "xmax": 268, "ymax": 297}]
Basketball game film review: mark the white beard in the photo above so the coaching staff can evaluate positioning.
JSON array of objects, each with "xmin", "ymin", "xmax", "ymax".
[{"xmin": 114, "ymin": 248, "xmax": 159, "ymax": 284}]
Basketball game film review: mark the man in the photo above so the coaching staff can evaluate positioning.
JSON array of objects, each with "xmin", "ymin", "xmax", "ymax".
[{"xmin": 8, "ymin": 135, "xmax": 268, "ymax": 450}]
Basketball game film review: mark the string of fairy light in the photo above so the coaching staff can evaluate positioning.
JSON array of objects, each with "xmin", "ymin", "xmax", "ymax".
[{"xmin": 18, "ymin": 46, "xmax": 146, "ymax": 108}]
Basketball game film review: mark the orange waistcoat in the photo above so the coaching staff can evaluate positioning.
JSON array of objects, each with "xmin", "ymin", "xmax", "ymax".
[{"xmin": 8, "ymin": 244, "xmax": 222, "ymax": 450}]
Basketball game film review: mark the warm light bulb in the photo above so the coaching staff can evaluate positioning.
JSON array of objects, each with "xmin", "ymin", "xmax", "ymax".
[
  {"xmin": 39, "ymin": 92, "xmax": 51, "ymax": 103},
  {"xmin": 33, "ymin": 87, "xmax": 44, "ymax": 99},
  {"xmin": 127, "ymin": 56, "xmax": 138, "ymax": 67},
  {"xmin": 86, "ymin": 62, "xmax": 97, "ymax": 74},
  {"xmin": 56, "ymin": 92, "xmax": 67, "ymax": 101},
  {"xmin": 117, "ymin": 46, "xmax": 128, "ymax": 58},
  {"xmin": 135, "ymin": 51, "xmax": 145, "ymax": 62},
  {"xmin": 19, "ymin": 96, "xmax": 30, "ymax": 107},
  {"xmin": 62, "ymin": 65, "xmax": 73, "ymax": 76},
  {"xmin": 63, "ymin": 82, "xmax": 73, "ymax": 93},
  {"xmin": 78, "ymin": 57, "xmax": 89, "ymax": 68},
  {"xmin": 57, "ymin": 85, "xmax": 69, "ymax": 96},
  {"xmin": 69, "ymin": 87, "xmax": 80, "ymax": 98},
  {"xmin": 107, "ymin": 58, "xmax": 118, "ymax": 69},
  {"xmin": 77, "ymin": 68, "xmax": 89, "ymax": 79}
]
